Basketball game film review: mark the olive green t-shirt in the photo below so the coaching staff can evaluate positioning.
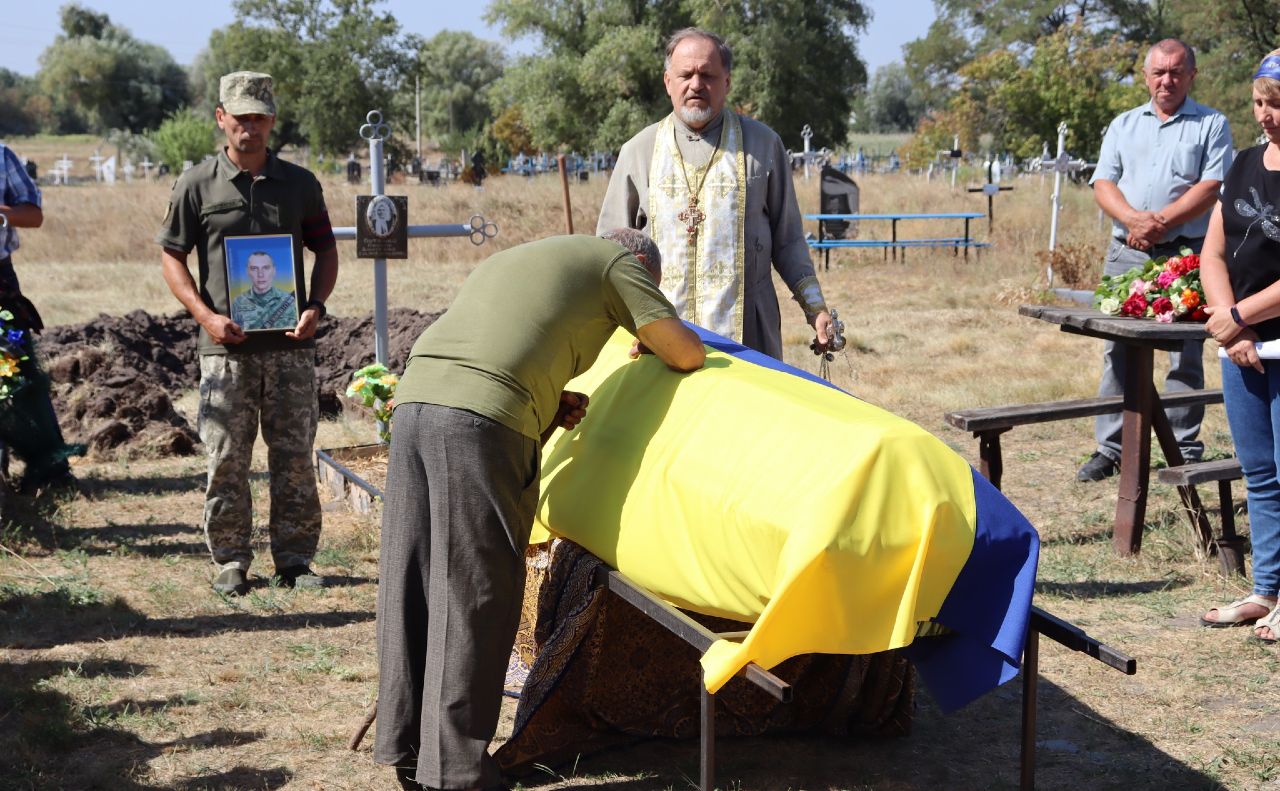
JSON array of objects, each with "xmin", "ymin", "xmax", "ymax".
[
  {"xmin": 155, "ymin": 149, "xmax": 332, "ymax": 355},
  {"xmin": 395, "ymin": 235, "xmax": 679, "ymax": 440}
]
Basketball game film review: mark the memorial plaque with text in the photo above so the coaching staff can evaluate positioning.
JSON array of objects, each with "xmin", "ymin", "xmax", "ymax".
[{"xmin": 356, "ymin": 195, "xmax": 408, "ymax": 259}]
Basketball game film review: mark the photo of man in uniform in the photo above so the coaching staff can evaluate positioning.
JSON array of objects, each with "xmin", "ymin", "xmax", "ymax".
[{"xmin": 230, "ymin": 250, "xmax": 297, "ymax": 331}]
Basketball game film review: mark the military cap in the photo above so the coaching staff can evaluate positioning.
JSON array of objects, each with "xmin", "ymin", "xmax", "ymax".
[{"xmin": 219, "ymin": 71, "xmax": 276, "ymax": 116}]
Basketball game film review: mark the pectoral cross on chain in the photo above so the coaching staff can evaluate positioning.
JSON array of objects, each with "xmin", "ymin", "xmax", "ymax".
[{"xmin": 678, "ymin": 197, "xmax": 706, "ymax": 245}]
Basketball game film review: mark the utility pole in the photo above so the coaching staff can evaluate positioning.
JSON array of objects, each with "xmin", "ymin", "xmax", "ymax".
[{"xmin": 415, "ymin": 75, "xmax": 421, "ymax": 161}]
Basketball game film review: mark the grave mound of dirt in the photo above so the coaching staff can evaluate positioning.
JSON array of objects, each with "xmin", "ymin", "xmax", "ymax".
[{"xmin": 38, "ymin": 308, "xmax": 439, "ymax": 459}]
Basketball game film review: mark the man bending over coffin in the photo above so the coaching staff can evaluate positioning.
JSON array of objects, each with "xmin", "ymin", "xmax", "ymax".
[{"xmin": 374, "ymin": 229, "xmax": 705, "ymax": 791}]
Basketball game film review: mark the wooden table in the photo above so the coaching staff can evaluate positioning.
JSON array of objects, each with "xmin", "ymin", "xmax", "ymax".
[{"xmin": 1020, "ymin": 305, "xmax": 1213, "ymax": 555}]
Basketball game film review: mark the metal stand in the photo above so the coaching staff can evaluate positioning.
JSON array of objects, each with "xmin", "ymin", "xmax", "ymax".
[{"xmin": 600, "ymin": 559, "xmax": 1137, "ymax": 791}]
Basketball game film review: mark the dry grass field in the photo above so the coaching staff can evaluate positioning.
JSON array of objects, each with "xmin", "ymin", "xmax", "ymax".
[{"xmin": 2, "ymin": 132, "xmax": 1278, "ymax": 790}]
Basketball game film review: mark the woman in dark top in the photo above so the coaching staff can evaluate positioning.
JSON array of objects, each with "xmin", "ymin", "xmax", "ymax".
[{"xmin": 1200, "ymin": 49, "xmax": 1280, "ymax": 641}]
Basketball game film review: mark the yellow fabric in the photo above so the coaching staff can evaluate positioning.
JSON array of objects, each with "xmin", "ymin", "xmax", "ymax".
[{"xmin": 533, "ymin": 330, "xmax": 977, "ymax": 692}]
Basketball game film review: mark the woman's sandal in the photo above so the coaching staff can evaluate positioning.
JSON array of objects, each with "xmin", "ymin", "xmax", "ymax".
[
  {"xmin": 1249, "ymin": 607, "xmax": 1280, "ymax": 644},
  {"xmin": 1200, "ymin": 594, "xmax": 1276, "ymax": 627}
]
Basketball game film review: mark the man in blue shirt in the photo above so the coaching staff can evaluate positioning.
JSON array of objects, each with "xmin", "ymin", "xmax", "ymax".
[
  {"xmin": 1, "ymin": 142, "xmax": 78, "ymax": 489},
  {"xmin": 1080, "ymin": 39, "xmax": 1233, "ymax": 481}
]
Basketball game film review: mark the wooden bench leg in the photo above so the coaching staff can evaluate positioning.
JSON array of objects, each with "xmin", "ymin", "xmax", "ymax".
[
  {"xmin": 975, "ymin": 430, "xmax": 1009, "ymax": 490},
  {"xmin": 1150, "ymin": 392, "xmax": 1214, "ymax": 553},
  {"xmin": 1216, "ymin": 479, "xmax": 1247, "ymax": 577}
]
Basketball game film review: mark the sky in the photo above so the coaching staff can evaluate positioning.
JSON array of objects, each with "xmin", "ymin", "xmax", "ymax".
[{"xmin": 0, "ymin": 0, "xmax": 936, "ymax": 78}]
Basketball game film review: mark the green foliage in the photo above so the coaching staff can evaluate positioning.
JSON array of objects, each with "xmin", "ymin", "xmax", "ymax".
[
  {"xmin": 1172, "ymin": 0, "xmax": 1280, "ymax": 144},
  {"xmin": 150, "ymin": 110, "xmax": 216, "ymax": 172},
  {"xmin": 860, "ymin": 62, "xmax": 928, "ymax": 133},
  {"xmin": 198, "ymin": 0, "xmax": 414, "ymax": 155},
  {"xmin": 416, "ymin": 31, "xmax": 505, "ymax": 140},
  {"xmin": 902, "ymin": 24, "xmax": 1144, "ymax": 167},
  {"xmin": 487, "ymin": 0, "xmax": 869, "ymax": 153},
  {"xmin": 0, "ymin": 69, "xmax": 54, "ymax": 136},
  {"xmin": 904, "ymin": 0, "xmax": 1171, "ymax": 116},
  {"xmin": 346, "ymin": 363, "xmax": 397, "ymax": 443},
  {"xmin": 37, "ymin": 4, "xmax": 189, "ymax": 133}
]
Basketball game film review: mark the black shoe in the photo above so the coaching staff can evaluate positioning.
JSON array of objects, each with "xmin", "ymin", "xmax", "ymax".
[
  {"xmin": 213, "ymin": 567, "xmax": 250, "ymax": 596},
  {"xmin": 272, "ymin": 564, "xmax": 323, "ymax": 590},
  {"xmin": 1077, "ymin": 452, "xmax": 1119, "ymax": 482}
]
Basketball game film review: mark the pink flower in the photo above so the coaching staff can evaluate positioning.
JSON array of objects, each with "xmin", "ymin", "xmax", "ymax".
[
  {"xmin": 1129, "ymin": 279, "xmax": 1149, "ymax": 296},
  {"xmin": 1155, "ymin": 311, "xmax": 1174, "ymax": 323},
  {"xmin": 1156, "ymin": 270, "xmax": 1177, "ymax": 288}
]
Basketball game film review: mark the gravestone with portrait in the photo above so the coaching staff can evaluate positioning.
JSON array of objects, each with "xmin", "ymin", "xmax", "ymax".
[{"xmin": 355, "ymin": 194, "xmax": 408, "ymax": 259}]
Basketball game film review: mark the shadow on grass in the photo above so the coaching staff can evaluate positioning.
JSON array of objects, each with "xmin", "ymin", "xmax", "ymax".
[
  {"xmin": 512, "ymin": 678, "xmax": 1221, "ymax": 791},
  {"xmin": 77, "ymin": 471, "xmax": 207, "ymax": 499},
  {"xmin": 0, "ymin": 657, "xmax": 288, "ymax": 790},
  {"xmin": 0, "ymin": 585, "xmax": 373, "ymax": 649},
  {"xmin": 1036, "ymin": 578, "xmax": 1189, "ymax": 598}
]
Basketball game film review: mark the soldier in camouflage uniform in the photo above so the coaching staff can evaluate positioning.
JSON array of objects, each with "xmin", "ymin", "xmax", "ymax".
[
  {"xmin": 156, "ymin": 71, "xmax": 339, "ymax": 595},
  {"xmin": 230, "ymin": 252, "xmax": 297, "ymax": 330}
]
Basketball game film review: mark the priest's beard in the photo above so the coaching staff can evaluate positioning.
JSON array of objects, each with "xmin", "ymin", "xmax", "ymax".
[{"xmin": 676, "ymin": 105, "xmax": 718, "ymax": 129}]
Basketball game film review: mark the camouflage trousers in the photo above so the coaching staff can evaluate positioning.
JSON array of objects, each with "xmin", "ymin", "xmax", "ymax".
[{"xmin": 198, "ymin": 349, "xmax": 320, "ymax": 573}]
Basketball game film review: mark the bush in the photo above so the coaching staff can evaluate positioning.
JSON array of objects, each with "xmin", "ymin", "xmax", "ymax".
[{"xmin": 150, "ymin": 109, "xmax": 215, "ymax": 172}]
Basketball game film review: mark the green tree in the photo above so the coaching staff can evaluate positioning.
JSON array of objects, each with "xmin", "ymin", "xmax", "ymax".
[
  {"xmin": 0, "ymin": 69, "xmax": 47, "ymax": 136},
  {"xmin": 197, "ymin": 0, "xmax": 413, "ymax": 155},
  {"xmin": 903, "ymin": 0, "xmax": 1172, "ymax": 113},
  {"xmin": 902, "ymin": 23, "xmax": 1143, "ymax": 167},
  {"xmin": 1169, "ymin": 0, "xmax": 1280, "ymax": 144},
  {"xmin": 486, "ymin": 0, "xmax": 869, "ymax": 153},
  {"xmin": 416, "ymin": 31, "xmax": 505, "ymax": 141},
  {"xmin": 37, "ymin": 3, "xmax": 189, "ymax": 133},
  {"xmin": 861, "ymin": 62, "xmax": 928, "ymax": 132},
  {"xmin": 151, "ymin": 110, "xmax": 217, "ymax": 172}
]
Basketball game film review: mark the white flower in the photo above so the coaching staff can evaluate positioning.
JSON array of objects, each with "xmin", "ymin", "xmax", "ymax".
[{"xmin": 1099, "ymin": 297, "xmax": 1121, "ymax": 315}]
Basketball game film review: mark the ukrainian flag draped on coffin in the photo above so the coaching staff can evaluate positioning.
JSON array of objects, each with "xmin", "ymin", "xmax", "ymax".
[{"xmin": 535, "ymin": 326, "xmax": 1039, "ymax": 710}]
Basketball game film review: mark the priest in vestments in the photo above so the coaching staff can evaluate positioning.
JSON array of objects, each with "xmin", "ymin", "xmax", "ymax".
[{"xmin": 597, "ymin": 27, "xmax": 833, "ymax": 360}]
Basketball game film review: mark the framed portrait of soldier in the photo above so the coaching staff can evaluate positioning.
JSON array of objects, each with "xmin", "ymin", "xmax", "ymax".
[{"xmin": 223, "ymin": 234, "xmax": 300, "ymax": 332}]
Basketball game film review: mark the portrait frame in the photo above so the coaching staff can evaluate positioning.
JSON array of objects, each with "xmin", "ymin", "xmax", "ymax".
[{"xmin": 223, "ymin": 234, "xmax": 300, "ymax": 333}]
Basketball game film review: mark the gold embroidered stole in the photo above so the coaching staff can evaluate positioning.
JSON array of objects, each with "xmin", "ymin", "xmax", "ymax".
[{"xmin": 648, "ymin": 112, "xmax": 747, "ymax": 341}]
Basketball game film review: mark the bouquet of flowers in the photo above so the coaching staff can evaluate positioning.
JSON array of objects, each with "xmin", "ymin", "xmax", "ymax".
[
  {"xmin": 1093, "ymin": 249, "xmax": 1207, "ymax": 323},
  {"xmin": 345, "ymin": 363, "xmax": 398, "ymax": 443},
  {"xmin": 0, "ymin": 308, "xmax": 34, "ymax": 404}
]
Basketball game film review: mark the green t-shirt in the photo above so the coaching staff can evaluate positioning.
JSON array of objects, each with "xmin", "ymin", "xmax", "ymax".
[
  {"xmin": 155, "ymin": 149, "xmax": 330, "ymax": 355},
  {"xmin": 395, "ymin": 235, "xmax": 679, "ymax": 440}
]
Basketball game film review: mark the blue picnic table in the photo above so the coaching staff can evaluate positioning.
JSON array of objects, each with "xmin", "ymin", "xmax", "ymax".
[{"xmin": 804, "ymin": 212, "xmax": 989, "ymax": 269}]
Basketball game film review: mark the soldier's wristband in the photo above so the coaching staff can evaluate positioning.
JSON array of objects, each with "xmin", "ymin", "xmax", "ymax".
[
  {"xmin": 304, "ymin": 300, "xmax": 327, "ymax": 318},
  {"xmin": 1231, "ymin": 305, "xmax": 1249, "ymax": 329}
]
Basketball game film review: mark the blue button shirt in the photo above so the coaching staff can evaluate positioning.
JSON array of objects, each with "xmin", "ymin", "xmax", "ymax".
[
  {"xmin": 1090, "ymin": 97, "xmax": 1233, "ymax": 243},
  {"xmin": 0, "ymin": 143, "xmax": 41, "ymax": 258}
]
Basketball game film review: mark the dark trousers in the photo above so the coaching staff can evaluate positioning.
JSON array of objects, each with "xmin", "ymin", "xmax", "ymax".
[
  {"xmin": 1094, "ymin": 237, "xmax": 1205, "ymax": 462},
  {"xmin": 375, "ymin": 403, "xmax": 539, "ymax": 790}
]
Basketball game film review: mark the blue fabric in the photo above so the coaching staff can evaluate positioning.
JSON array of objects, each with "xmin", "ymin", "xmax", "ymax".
[
  {"xmin": 1220, "ymin": 359, "xmax": 1280, "ymax": 596},
  {"xmin": 691, "ymin": 323, "xmax": 843, "ymax": 393},
  {"xmin": 692, "ymin": 322, "xmax": 1040, "ymax": 711},
  {"xmin": 1090, "ymin": 97, "xmax": 1233, "ymax": 243},
  {"xmin": 1255, "ymin": 55, "xmax": 1280, "ymax": 81},
  {"xmin": 1, "ymin": 144, "xmax": 40, "ymax": 258},
  {"xmin": 905, "ymin": 469, "xmax": 1040, "ymax": 711}
]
